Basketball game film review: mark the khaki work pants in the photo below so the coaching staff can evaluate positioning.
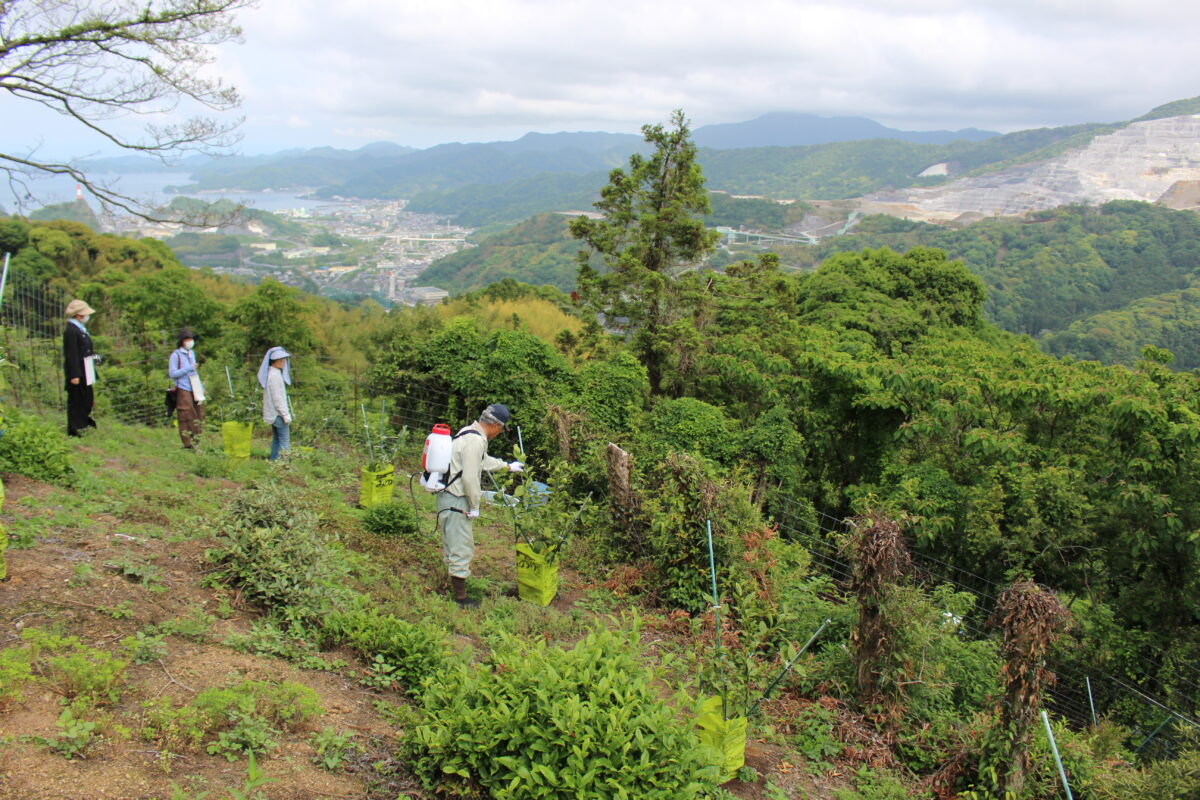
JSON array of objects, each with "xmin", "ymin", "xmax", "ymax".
[
  {"xmin": 176, "ymin": 388, "xmax": 205, "ymax": 448},
  {"xmin": 437, "ymin": 493, "xmax": 474, "ymax": 578}
]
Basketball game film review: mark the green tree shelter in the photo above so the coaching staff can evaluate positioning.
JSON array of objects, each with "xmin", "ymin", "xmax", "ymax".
[{"xmin": 570, "ymin": 110, "xmax": 719, "ymax": 395}]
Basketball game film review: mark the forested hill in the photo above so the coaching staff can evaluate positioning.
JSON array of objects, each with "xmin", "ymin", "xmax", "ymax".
[
  {"xmin": 416, "ymin": 213, "xmax": 590, "ymax": 293},
  {"xmin": 807, "ymin": 201, "xmax": 1200, "ymax": 367},
  {"xmin": 417, "ymin": 200, "xmax": 1200, "ymax": 368},
  {"xmin": 404, "ymin": 122, "xmax": 1104, "ymax": 225},
  {"xmin": 167, "ymin": 110, "xmax": 1140, "ymax": 228},
  {"xmin": 417, "ymin": 195, "xmax": 816, "ymax": 293}
]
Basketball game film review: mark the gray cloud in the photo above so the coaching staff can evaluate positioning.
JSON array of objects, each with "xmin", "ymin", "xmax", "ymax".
[{"xmin": 6, "ymin": 0, "xmax": 1200, "ymax": 156}]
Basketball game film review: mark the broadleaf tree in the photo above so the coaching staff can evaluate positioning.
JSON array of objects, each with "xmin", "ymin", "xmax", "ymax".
[{"xmin": 570, "ymin": 110, "xmax": 719, "ymax": 395}]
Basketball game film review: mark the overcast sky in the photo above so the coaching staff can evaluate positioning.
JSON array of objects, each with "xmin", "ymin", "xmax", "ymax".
[{"xmin": 4, "ymin": 0, "xmax": 1200, "ymax": 160}]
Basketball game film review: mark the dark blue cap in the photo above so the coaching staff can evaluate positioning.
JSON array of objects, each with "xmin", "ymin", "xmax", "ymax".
[{"xmin": 482, "ymin": 403, "xmax": 511, "ymax": 425}]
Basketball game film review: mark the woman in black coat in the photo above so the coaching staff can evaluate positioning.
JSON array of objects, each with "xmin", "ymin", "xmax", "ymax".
[{"xmin": 62, "ymin": 299, "xmax": 97, "ymax": 436}]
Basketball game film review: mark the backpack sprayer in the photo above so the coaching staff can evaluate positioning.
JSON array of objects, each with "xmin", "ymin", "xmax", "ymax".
[
  {"xmin": 420, "ymin": 423, "xmax": 454, "ymax": 491},
  {"xmin": 407, "ymin": 422, "xmax": 484, "ymax": 536}
]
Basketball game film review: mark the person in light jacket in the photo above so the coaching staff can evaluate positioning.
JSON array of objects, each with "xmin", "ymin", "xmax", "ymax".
[
  {"xmin": 62, "ymin": 299, "xmax": 97, "ymax": 436},
  {"xmin": 438, "ymin": 403, "xmax": 524, "ymax": 607},
  {"xmin": 168, "ymin": 329, "xmax": 205, "ymax": 449},
  {"xmin": 258, "ymin": 346, "xmax": 292, "ymax": 461}
]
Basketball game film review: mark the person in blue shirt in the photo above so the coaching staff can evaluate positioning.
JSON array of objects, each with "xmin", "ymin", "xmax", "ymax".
[
  {"xmin": 168, "ymin": 328, "xmax": 205, "ymax": 449},
  {"xmin": 62, "ymin": 299, "xmax": 97, "ymax": 436}
]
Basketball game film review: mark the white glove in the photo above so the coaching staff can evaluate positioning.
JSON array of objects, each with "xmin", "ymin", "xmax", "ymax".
[
  {"xmin": 508, "ymin": 461, "xmax": 524, "ymax": 473},
  {"xmin": 467, "ymin": 508, "xmax": 480, "ymax": 519}
]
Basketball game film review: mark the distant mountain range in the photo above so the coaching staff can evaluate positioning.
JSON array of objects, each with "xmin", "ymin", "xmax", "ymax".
[
  {"xmin": 72, "ymin": 97, "xmax": 1200, "ymax": 226},
  {"xmin": 692, "ymin": 112, "xmax": 997, "ymax": 148},
  {"xmin": 75, "ymin": 111, "xmax": 1004, "ymax": 197}
]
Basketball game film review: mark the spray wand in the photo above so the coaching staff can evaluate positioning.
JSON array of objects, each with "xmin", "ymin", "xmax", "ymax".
[{"xmin": 488, "ymin": 469, "xmax": 532, "ymax": 546}]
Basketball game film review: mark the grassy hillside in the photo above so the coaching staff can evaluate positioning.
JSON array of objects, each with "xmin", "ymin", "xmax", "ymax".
[
  {"xmin": 6, "ymin": 187, "xmax": 1200, "ymax": 797},
  {"xmin": 0, "ymin": 416, "xmax": 865, "ymax": 800}
]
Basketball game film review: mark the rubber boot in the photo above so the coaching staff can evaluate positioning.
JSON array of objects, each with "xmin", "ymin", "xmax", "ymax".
[{"xmin": 451, "ymin": 576, "xmax": 479, "ymax": 608}]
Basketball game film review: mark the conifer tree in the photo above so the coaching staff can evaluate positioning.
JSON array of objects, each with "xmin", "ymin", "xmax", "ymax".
[{"xmin": 570, "ymin": 110, "xmax": 719, "ymax": 395}]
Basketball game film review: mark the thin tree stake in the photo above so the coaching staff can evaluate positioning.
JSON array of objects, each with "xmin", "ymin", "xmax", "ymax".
[
  {"xmin": 1086, "ymin": 677, "xmax": 1097, "ymax": 729},
  {"xmin": 706, "ymin": 519, "xmax": 729, "ymax": 720},
  {"xmin": 748, "ymin": 618, "xmax": 831, "ymax": 717},
  {"xmin": 225, "ymin": 365, "xmax": 235, "ymax": 398},
  {"xmin": 1041, "ymin": 710, "xmax": 1074, "ymax": 800}
]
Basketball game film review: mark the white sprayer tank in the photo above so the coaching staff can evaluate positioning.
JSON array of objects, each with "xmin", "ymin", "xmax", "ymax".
[{"xmin": 421, "ymin": 424, "xmax": 453, "ymax": 491}]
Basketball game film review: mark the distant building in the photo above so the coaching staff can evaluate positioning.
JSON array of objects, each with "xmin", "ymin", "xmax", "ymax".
[
  {"xmin": 405, "ymin": 286, "xmax": 449, "ymax": 306},
  {"xmin": 247, "ymin": 242, "xmax": 277, "ymax": 252}
]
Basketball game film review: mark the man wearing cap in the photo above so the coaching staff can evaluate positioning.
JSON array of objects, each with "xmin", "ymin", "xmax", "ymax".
[
  {"xmin": 62, "ymin": 299, "xmax": 97, "ymax": 436},
  {"xmin": 438, "ymin": 403, "xmax": 524, "ymax": 607},
  {"xmin": 169, "ymin": 329, "xmax": 205, "ymax": 449}
]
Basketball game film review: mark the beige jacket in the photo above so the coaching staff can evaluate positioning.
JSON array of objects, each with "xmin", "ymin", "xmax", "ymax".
[{"xmin": 445, "ymin": 421, "xmax": 508, "ymax": 512}]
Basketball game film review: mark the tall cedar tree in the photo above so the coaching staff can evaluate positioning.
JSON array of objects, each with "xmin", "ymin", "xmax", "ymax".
[{"xmin": 570, "ymin": 110, "xmax": 719, "ymax": 395}]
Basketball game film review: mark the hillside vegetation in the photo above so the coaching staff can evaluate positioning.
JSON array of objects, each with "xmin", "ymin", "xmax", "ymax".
[
  {"xmin": 5, "ymin": 116, "xmax": 1200, "ymax": 799},
  {"xmin": 806, "ymin": 201, "xmax": 1200, "ymax": 366},
  {"xmin": 416, "ymin": 213, "xmax": 589, "ymax": 293}
]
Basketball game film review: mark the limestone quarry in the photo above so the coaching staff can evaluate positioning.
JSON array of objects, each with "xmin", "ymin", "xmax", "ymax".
[{"xmin": 864, "ymin": 114, "xmax": 1200, "ymax": 221}]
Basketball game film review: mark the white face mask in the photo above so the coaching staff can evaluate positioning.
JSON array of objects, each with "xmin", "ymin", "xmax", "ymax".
[
  {"xmin": 183, "ymin": 340, "xmax": 195, "ymax": 350},
  {"xmin": 80, "ymin": 315, "xmax": 90, "ymax": 324}
]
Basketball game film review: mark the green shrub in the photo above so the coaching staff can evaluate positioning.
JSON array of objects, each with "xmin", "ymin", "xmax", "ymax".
[
  {"xmin": 310, "ymin": 726, "xmax": 360, "ymax": 771},
  {"xmin": 42, "ymin": 708, "xmax": 96, "ymax": 759},
  {"xmin": 121, "ymin": 631, "xmax": 168, "ymax": 664},
  {"xmin": 0, "ymin": 646, "xmax": 33, "ymax": 708},
  {"xmin": 639, "ymin": 452, "xmax": 762, "ymax": 612},
  {"xmin": 143, "ymin": 679, "xmax": 323, "ymax": 760},
  {"xmin": 1094, "ymin": 731, "xmax": 1200, "ymax": 799},
  {"xmin": 405, "ymin": 628, "xmax": 715, "ymax": 799},
  {"xmin": 21, "ymin": 629, "xmax": 127, "ymax": 704},
  {"xmin": 223, "ymin": 620, "xmax": 334, "ymax": 670},
  {"xmin": 155, "ymin": 609, "xmax": 216, "ymax": 642},
  {"xmin": 645, "ymin": 397, "xmax": 737, "ymax": 465},
  {"xmin": 207, "ymin": 481, "xmax": 356, "ymax": 626},
  {"xmin": 323, "ymin": 601, "xmax": 452, "ymax": 693},
  {"xmin": 361, "ymin": 500, "xmax": 421, "ymax": 540},
  {"xmin": 0, "ymin": 411, "xmax": 73, "ymax": 483}
]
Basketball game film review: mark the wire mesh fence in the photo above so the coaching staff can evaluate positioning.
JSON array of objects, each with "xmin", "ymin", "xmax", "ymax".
[{"xmin": 765, "ymin": 492, "xmax": 1199, "ymax": 756}]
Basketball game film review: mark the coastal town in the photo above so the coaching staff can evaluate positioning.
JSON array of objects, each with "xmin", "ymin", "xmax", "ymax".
[{"xmin": 111, "ymin": 195, "xmax": 473, "ymax": 306}]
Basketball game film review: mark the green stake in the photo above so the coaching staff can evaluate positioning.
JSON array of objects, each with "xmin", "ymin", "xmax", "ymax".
[
  {"xmin": 747, "ymin": 618, "xmax": 831, "ymax": 717},
  {"xmin": 1041, "ymin": 710, "xmax": 1074, "ymax": 800},
  {"xmin": 706, "ymin": 519, "xmax": 730, "ymax": 720}
]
